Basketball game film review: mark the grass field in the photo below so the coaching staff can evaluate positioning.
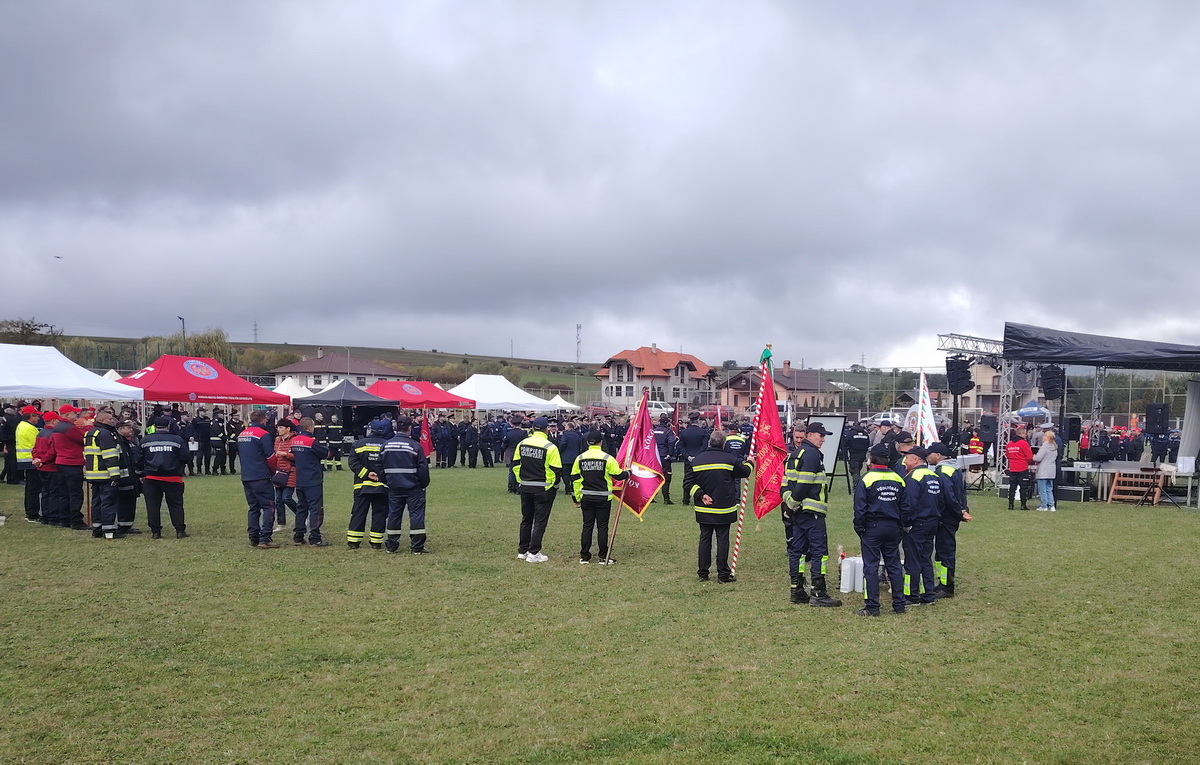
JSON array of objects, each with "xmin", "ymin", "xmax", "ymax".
[{"xmin": 1, "ymin": 467, "xmax": 1198, "ymax": 764}]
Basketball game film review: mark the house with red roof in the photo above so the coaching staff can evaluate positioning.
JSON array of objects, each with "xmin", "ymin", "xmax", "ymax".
[
  {"xmin": 268, "ymin": 348, "xmax": 410, "ymax": 391},
  {"xmin": 594, "ymin": 344, "xmax": 718, "ymax": 409}
]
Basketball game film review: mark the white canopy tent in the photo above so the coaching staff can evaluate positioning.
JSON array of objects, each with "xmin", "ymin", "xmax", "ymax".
[
  {"xmin": 548, "ymin": 394, "xmax": 580, "ymax": 410},
  {"xmin": 273, "ymin": 376, "xmax": 313, "ymax": 399},
  {"xmin": 102, "ymin": 369, "xmax": 122, "ymax": 381},
  {"xmin": 0, "ymin": 343, "xmax": 145, "ymax": 400},
  {"xmin": 447, "ymin": 374, "xmax": 557, "ymax": 411}
]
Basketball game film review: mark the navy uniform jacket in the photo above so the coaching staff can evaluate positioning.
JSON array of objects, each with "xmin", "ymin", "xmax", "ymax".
[
  {"xmin": 349, "ymin": 435, "xmax": 388, "ymax": 495},
  {"xmin": 557, "ymin": 428, "xmax": 584, "ymax": 470},
  {"xmin": 724, "ymin": 432, "xmax": 750, "ymax": 459},
  {"xmin": 237, "ymin": 423, "xmax": 276, "ymax": 481},
  {"xmin": 380, "ymin": 434, "xmax": 430, "ymax": 492},
  {"xmin": 846, "ymin": 429, "xmax": 871, "ymax": 458},
  {"xmin": 289, "ymin": 430, "xmax": 329, "ymax": 488},
  {"xmin": 652, "ymin": 422, "xmax": 678, "ymax": 462},
  {"xmin": 688, "ymin": 447, "xmax": 752, "ymax": 524},
  {"xmin": 678, "ymin": 424, "xmax": 708, "ymax": 461},
  {"xmin": 933, "ymin": 461, "xmax": 968, "ymax": 522},
  {"xmin": 905, "ymin": 465, "xmax": 945, "ymax": 523},
  {"xmin": 782, "ymin": 441, "xmax": 828, "ymax": 516},
  {"xmin": 141, "ymin": 431, "xmax": 186, "ymax": 478},
  {"xmin": 853, "ymin": 466, "xmax": 910, "ymax": 534}
]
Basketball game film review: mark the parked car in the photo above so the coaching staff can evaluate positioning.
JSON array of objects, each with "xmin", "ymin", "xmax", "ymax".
[
  {"xmin": 643, "ymin": 400, "xmax": 674, "ymax": 418},
  {"xmin": 584, "ymin": 402, "xmax": 625, "ymax": 418},
  {"xmin": 698, "ymin": 404, "xmax": 736, "ymax": 422}
]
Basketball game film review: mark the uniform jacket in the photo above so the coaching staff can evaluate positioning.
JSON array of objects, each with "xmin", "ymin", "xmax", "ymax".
[
  {"xmin": 83, "ymin": 422, "xmax": 121, "ymax": 482},
  {"xmin": 32, "ymin": 425, "xmax": 58, "ymax": 472},
  {"xmin": 349, "ymin": 435, "xmax": 388, "ymax": 494},
  {"xmin": 236, "ymin": 423, "xmax": 277, "ymax": 481},
  {"xmin": 688, "ymin": 447, "xmax": 752, "ymax": 524},
  {"xmin": 570, "ymin": 445, "xmax": 628, "ymax": 502},
  {"xmin": 933, "ymin": 461, "xmax": 968, "ymax": 521},
  {"xmin": 51, "ymin": 420, "xmax": 85, "ymax": 466},
  {"xmin": 652, "ymin": 422, "xmax": 678, "ymax": 461},
  {"xmin": 380, "ymin": 434, "xmax": 430, "ymax": 492},
  {"xmin": 502, "ymin": 427, "xmax": 526, "ymax": 463},
  {"xmin": 724, "ymin": 432, "xmax": 750, "ymax": 459},
  {"xmin": 15, "ymin": 420, "xmax": 39, "ymax": 467},
  {"xmin": 557, "ymin": 428, "xmax": 584, "ymax": 469},
  {"xmin": 512, "ymin": 430, "xmax": 562, "ymax": 492},
  {"xmin": 782, "ymin": 440, "xmax": 828, "ymax": 516},
  {"xmin": 905, "ymin": 465, "xmax": 945, "ymax": 523},
  {"xmin": 677, "ymin": 424, "xmax": 708, "ymax": 460},
  {"xmin": 853, "ymin": 466, "xmax": 911, "ymax": 533},
  {"xmin": 1005, "ymin": 437, "xmax": 1034, "ymax": 472},
  {"xmin": 290, "ymin": 430, "xmax": 330, "ymax": 488},
  {"xmin": 274, "ymin": 434, "xmax": 297, "ymax": 488},
  {"xmin": 141, "ymin": 431, "xmax": 186, "ymax": 478}
]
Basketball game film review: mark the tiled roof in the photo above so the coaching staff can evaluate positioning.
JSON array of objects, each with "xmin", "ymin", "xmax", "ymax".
[
  {"xmin": 594, "ymin": 347, "xmax": 713, "ymax": 380},
  {"xmin": 719, "ymin": 368, "xmax": 834, "ymax": 392},
  {"xmin": 269, "ymin": 353, "xmax": 407, "ymax": 377}
]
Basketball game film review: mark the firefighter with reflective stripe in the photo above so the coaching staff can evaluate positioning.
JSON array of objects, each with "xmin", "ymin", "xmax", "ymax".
[
  {"xmin": 324, "ymin": 415, "xmax": 344, "ymax": 470},
  {"xmin": 238, "ymin": 411, "xmax": 279, "ymax": 548},
  {"xmin": 927, "ymin": 442, "xmax": 971, "ymax": 598},
  {"xmin": 723, "ymin": 428, "xmax": 749, "ymax": 459},
  {"xmin": 84, "ymin": 410, "xmax": 123, "ymax": 539},
  {"xmin": 852, "ymin": 443, "xmax": 911, "ymax": 616},
  {"xmin": 209, "ymin": 413, "xmax": 228, "ymax": 474},
  {"xmin": 291, "ymin": 417, "xmax": 331, "ymax": 546},
  {"xmin": 688, "ymin": 430, "xmax": 753, "ymax": 582},
  {"xmin": 652, "ymin": 414, "xmax": 678, "ymax": 504},
  {"xmin": 780, "ymin": 422, "xmax": 841, "ymax": 606},
  {"xmin": 224, "ymin": 415, "xmax": 243, "ymax": 474},
  {"xmin": 901, "ymin": 447, "xmax": 943, "ymax": 606},
  {"xmin": 347, "ymin": 419, "xmax": 391, "ymax": 549},
  {"xmin": 570, "ymin": 430, "xmax": 629, "ymax": 564},
  {"xmin": 512, "ymin": 417, "xmax": 562, "ymax": 562},
  {"xmin": 114, "ymin": 419, "xmax": 144, "ymax": 536},
  {"xmin": 380, "ymin": 415, "xmax": 431, "ymax": 554}
]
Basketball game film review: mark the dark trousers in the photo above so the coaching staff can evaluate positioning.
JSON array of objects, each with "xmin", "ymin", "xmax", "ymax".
[
  {"xmin": 790, "ymin": 512, "xmax": 830, "ymax": 578},
  {"xmin": 90, "ymin": 481, "xmax": 119, "ymax": 536},
  {"xmin": 682, "ymin": 460, "xmax": 695, "ymax": 503},
  {"xmin": 435, "ymin": 443, "xmax": 449, "ymax": 468},
  {"xmin": 226, "ymin": 443, "xmax": 238, "ymax": 473},
  {"xmin": 144, "ymin": 480, "xmax": 186, "ymax": 532},
  {"xmin": 385, "ymin": 490, "xmax": 427, "ymax": 551},
  {"xmin": 294, "ymin": 484, "xmax": 325, "ymax": 542},
  {"xmin": 660, "ymin": 459, "xmax": 673, "ymax": 501},
  {"xmin": 459, "ymin": 443, "xmax": 469, "ymax": 466},
  {"xmin": 58, "ymin": 464, "xmax": 85, "ymax": 525},
  {"xmin": 3, "ymin": 446, "xmax": 18, "ymax": 483},
  {"xmin": 1007, "ymin": 469, "xmax": 1033, "ymax": 507},
  {"xmin": 23, "ymin": 468, "xmax": 42, "ymax": 519},
  {"xmin": 493, "ymin": 443, "xmax": 504, "ymax": 464},
  {"xmin": 348, "ymin": 492, "xmax": 388, "ymax": 546},
  {"xmin": 274, "ymin": 485, "xmax": 298, "ymax": 525},
  {"xmin": 183, "ymin": 446, "xmax": 196, "ymax": 475},
  {"xmin": 902, "ymin": 519, "xmax": 938, "ymax": 603},
  {"xmin": 579, "ymin": 497, "xmax": 611, "ymax": 561},
  {"xmin": 859, "ymin": 518, "xmax": 906, "ymax": 613},
  {"xmin": 506, "ymin": 461, "xmax": 518, "ymax": 493},
  {"xmin": 934, "ymin": 520, "xmax": 960, "ymax": 590},
  {"xmin": 210, "ymin": 441, "xmax": 226, "ymax": 472},
  {"xmin": 480, "ymin": 445, "xmax": 494, "ymax": 467},
  {"xmin": 848, "ymin": 456, "xmax": 865, "ymax": 492},
  {"xmin": 39, "ymin": 471, "xmax": 65, "ymax": 524},
  {"xmin": 783, "ymin": 511, "xmax": 797, "ymax": 577},
  {"xmin": 198, "ymin": 441, "xmax": 212, "ymax": 473},
  {"xmin": 697, "ymin": 522, "xmax": 732, "ymax": 578},
  {"xmin": 243, "ymin": 479, "xmax": 276, "ymax": 544},
  {"xmin": 518, "ymin": 489, "xmax": 555, "ymax": 555},
  {"xmin": 116, "ymin": 488, "xmax": 138, "ymax": 530},
  {"xmin": 467, "ymin": 445, "xmax": 479, "ymax": 468}
]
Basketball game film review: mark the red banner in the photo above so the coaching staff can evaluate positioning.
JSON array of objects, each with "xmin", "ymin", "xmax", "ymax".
[
  {"xmin": 615, "ymin": 391, "xmax": 665, "ymax": 519},
  {"xmin": 751, "ymin": 353, "xmax": 786, "ymax": 519},
  {"xmin": 419, "ymin": 409, "xmax": 433, "ymax": 457}
]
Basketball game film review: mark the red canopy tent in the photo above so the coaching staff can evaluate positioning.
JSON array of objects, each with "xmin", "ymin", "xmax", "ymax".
[
  {"xmin": 119, "ymin": 355, "xmax": 291, "ymax": 405},
  {"xmin": 366, "ymin": 380, "xmax": 476, "ymax": 409}
]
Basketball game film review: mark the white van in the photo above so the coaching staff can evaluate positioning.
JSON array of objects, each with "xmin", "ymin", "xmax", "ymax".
[
  {"xmin": 644, "ymin": 400, "xmax": 674, "ymax": 418},
  {"xmin": 749, "ymin": 400, "xmax": 794, "ymax": 427}
]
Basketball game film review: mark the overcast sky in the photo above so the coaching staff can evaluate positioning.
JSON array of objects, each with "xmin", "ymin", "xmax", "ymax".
[{"xmin": 4, "ymin": 1, "xmax": 1200, "ymax": 370}]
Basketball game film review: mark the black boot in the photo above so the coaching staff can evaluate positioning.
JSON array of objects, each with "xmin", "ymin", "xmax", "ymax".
[
  {"xmin": 790, "ymin": 574, "xmax": 810, "ymax": 604},
  {"xmin": 663, "ymin": 488, "xmax": 674, "ymax": 505},
  {"xmin": 808, "ymin": 575, "xmax": 842, "ymax": 607}
]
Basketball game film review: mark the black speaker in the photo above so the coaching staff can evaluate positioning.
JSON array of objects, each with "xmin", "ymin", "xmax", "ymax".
[
  {"xmin": 1040, "ymin": 366, "xmax": 1065, "ymax": 400},
  {"xmin": 946, "ymin": 357, "xmax": 973, "ymax": 396},
  {"xmin": 1064, "ymin": 416, "xmax": 1082, "ymax": 442},
  {"xmin": 1145, "ymin": 403, "xmax": 1170, "ymax": 435},
  {"xmin": 979, "ymin": 414, "xmax": 998, "ymax": 442}
]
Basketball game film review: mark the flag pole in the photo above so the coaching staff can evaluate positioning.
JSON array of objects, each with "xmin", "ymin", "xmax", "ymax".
[
  {"xmin": 604, "ymin": 390, "xmax": 645, "ymax": 564},
  {"xmin": 730, "ymin": 346, "xmax": 770, "ymax": 577}
]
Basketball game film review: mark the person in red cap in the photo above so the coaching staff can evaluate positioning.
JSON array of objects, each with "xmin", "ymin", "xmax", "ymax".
[
  {"xmin": 15, "ymin": 406, "xmax": 43, "ymax": 521},
  {"xmin": 52, "ymin": 404, "xmax": 89, "ymax": 530},
  {"xmin": 31, "ymin": 412, "xmax": 64, "ymax": 525}
]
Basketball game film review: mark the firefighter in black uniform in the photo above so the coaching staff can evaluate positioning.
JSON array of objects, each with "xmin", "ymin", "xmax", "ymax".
[
  {"xmin": 347, "ymin": 418, "xmax": 391, "ymax": 549},
  {"xmin": 688, "ymin": 430, "xmax": 753, "ymax": 582},
  {"xmin": 928, "ymin": 442, "xmax": 970, "ymax": 598},
  {"xmin": 224, "ymin": 413, "xmax": 243, "ymax": 474},
  {"xmin": 501, "ymin": 415, "xmax": 526, "ymax": 494},
  {"xmin": 677, "ymin": 412, "xmax": 709, "ymax": 506},
  {"xmin": 845, "ymin": 422, "xmax": 871, "ymax": 493},
  {"xmin": 723, "ymin": 426, "xmax": 749, "ymax": 459},
  {"xmin": 512, "ymin": 417, "xmax": 562, "ymax": 563},
  {"xmin": 114, "ymin": 419, "xmax": 143, "ymax": 536},
  {"xmin": 141, "ymin": 416, "xmax": 189, "ymax": 538},
  {"xmin": 83, "ymin": 410, "xmax": 122, "ymax": 540},
  {"xmin": 781, "ymin": 422, "xmax": 841, "ymax": 607},
  {"xmin": 852, "ymin": 443, "xmax": 910, "ymax": 616},
  {"xmin": 192, "ymin": 410, "xmax": 213, "ymax": 474},
  {"xmin": 571, "ymin": 429, "xmax": 629, "ymax": 564},
  {"xmin": 652, "ymin": 414, "xmax": 678, "ymax": 504},
  {"xmin": 209, "ymin": 410, "xmax": 228, "ymax": 474},
  {"xmin": 901, "ymin": 446, "xmax": 943, "ymax": 606},
  {"xmin": 326, "ymin": 414, "xmax": 344, "ymax": 470},
  {"xmin": 381, "ymin": 415, "xmax": 431, "ymax": 554}
]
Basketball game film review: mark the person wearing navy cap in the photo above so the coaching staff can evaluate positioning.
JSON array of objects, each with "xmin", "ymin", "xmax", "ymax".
[
  {"xmin": 781, "ymin": 422, "xmax": 841, "ymax": 607},
  {"xmin": 927, "ymin": 442, "xmax": 970, "ymax": 598},
  {"xmin": 381, "ymin": 416, "xmax": 432, "ymax": 554},
  {"xmin": 346, "ymin": 419, "xmax": 392, "ymax": 549},
  {"xmin": 853, "ymin": 443, "xmax": 910, "ymax": 616},
  {"xmin": 901, "ymin": 446, "xmax": 942, "ymax": 606}
]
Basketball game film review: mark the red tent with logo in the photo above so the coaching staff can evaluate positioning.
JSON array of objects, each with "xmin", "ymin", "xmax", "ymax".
[
  {"xmin": 119, "ymin": 355, "xmax": 291, "ymax": 405},
  {"xmin": 366, "ymin": 380, "xmax": 476, "ymax": 409}
]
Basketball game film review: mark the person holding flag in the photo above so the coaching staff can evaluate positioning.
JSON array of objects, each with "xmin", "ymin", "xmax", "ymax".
[
  {"xmin": 571, "ymin": 430, "xmax": 629, "ymax": 564},
  {"xmin": 781, "ymin": 422, "xmax": 842, "ymax": 607},
  {"xmin": 689, "ymin": 430, "xmax": 753, "ymax": 583}
]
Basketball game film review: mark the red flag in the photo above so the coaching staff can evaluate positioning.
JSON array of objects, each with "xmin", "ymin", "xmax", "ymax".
[
  {"xmin": 419, "ymin": 409, "xmax": 433, "ymax": 457},
  {"xmin": 614, "ymin": 390, "xmax": 665, "ymax": 519},
  {"xmin": 750, "ymin": 350, "xmax": 787, "ymax": 519},
  {"xmin": 714, "ymin": 405, "xmax": 723, "ymax": 432}
]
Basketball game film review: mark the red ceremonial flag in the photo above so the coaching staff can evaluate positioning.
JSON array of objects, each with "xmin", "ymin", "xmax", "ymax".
[
  {"xmin": 614, "ymin": 390, "xmax": 665, "ymax": 519},
  {"xmin": 714, "ymin": 404, "xmax": 723, "ymax": 432},
  {"xmin": 419, "ymin": 409, "xmax": 433, "ymax": 457},
  {"xmin": 750, "ymin": 349, "xmax": 787, "ymax": 519}
]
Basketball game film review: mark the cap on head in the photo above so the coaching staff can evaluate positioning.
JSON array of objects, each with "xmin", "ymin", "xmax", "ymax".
[
  {"xmin": 894, "ymin": 431, "xmax": 914, "ymax": 444},
  {"xmin": 395, "ymin": 415, "xmax": 413, "ymax": 430},
  {"xmin": 155, "ymin": 416, "xmax": 173, "ymax": 428},
  {"xmin": 58, "ymin": 404, "xmax": 82, "ymax": 415},
  {"xmin": 907, "ymin": 446, "xmax": 928, "ymax": 461},
  {"xmin": 688, "ymin": 412, "xmax": 700, "ymax": 421},
  {"xmin": 43, "ymin": 411, "xmax": 59, "ymax": 422},
  {"xmin": 925, "ymin": 442, "xmax": 949, "ymax": 456},
  {"xmin": 586, "ymin": 430, "xmax": 603, "ymax": 444},
  {"xmin": 20, "ymin": 405, "xmax": 40, "ymax": 415},
  {"xmin": 879, "ymin": 420, "xmax": 893, "ymax": 428},
  {"xmin": 806, "ymin": 422, "xmax": 831, "ymax": 436},
  {"xmin": 869, "ymin": 443, "xmax": 890, "ymax": 459},
  {"xmin": 531, "ymin": 416, "xmax": 549, "ymax": 430}
]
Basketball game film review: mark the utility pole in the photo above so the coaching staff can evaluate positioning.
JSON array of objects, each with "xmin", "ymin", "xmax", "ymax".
[
  {"xmin": 253, "ymin": 320, "xmax": 258, "ymax": 343},
  {"xmin": 576, "ymin": 323, "xmax": 581, "ymax": 366}
]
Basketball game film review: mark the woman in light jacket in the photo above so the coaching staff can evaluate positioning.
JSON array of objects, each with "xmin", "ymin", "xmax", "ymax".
[{"xmin": 1033, "ymin": 429, "xmax": 1058, "ymax": 511}]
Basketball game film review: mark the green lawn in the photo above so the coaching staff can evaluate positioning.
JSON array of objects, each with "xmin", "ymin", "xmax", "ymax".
[{"xmin": 1, "ymin": 468, "xmax": 1198, "ymax": 764}]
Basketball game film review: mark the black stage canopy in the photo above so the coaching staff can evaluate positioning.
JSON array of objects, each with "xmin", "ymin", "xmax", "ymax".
[
  {"xmin": 1003, "ymin": 322, "xmax": 1200, "ymax": 372},
  {"xmin": 292, "ymin": 379, "xmax": 399, "ymax": 406}
]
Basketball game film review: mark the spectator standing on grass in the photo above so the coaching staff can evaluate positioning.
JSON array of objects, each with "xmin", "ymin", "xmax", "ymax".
[
  {"xmin": 688, "ymin": 430, "xmax": 753, "ymax": 583},
  {"xmin": 381, "ymin": 415, "xmax": 431, "ymax": 554},
  {"xmin": 852, "ymin": 444, "xmax": 910, "ymax": 617},
  {"xmin": 291, "ymin": 417, "xmax": 331, "ymax": 547},
  {"xmin": 141, "ymin": 416, "xmax": 188, "ymax": 539},
  {"xmin": 272, "ymin": 419, "xmax": 298, "ymax": 531},
  {"xmin": 927, "ymin": 443, "xmax": 970, "ymax": 599},
  {"xmin": 114, "ymin": 419, "xmax": 144, "ymax": 536},
  {"xmin": 347, "ymin": 419, "xmax": 391, "ymax": 550},
  {"xmin": 901, "ymin": 446, "xmax": 941, "ymax": 607},
  {"xmin": 502, "ymin": 415, "xmax": 526, "ymax": 494},
  {"xmin": 512, "ymin": 416, "xmax": 561, "ymax": 563},
  {"xmin": 781, "ymin": 422, "xmax": 841, "ymax": 607},
  {"xmin": 83, "ymin": 410, "xmax": 122, "ymax": 540},
  {"xmin": 31, "ymin": 411, "xmax": 61, "ymax": 525},
  {"xmin": 1005, "ymin": 426, "xmax": 1035, "ymax": 511},
  {"xmin": 52, "ymin": 405, "xmax": 87, "ymax": 529},
  {"xmin": 571, "ymin": 429, "xmax": 628, "ymax": 564},
  {"xmin": 238, "ymin": 410, "xmax": 278, "ymax": 549},
  {"xmin": 1033, "ymin": 429, "xmax": 1058, "ymax": 512}
]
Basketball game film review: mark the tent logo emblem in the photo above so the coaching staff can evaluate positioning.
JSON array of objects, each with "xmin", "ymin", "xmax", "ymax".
[
  {"xmin": 184, "ymin": 360, "xmax": 218, "ymax": 380},
  {"xmin": 403, "ymin": 383, "xmax": 422, "ymax": 395},
  {"xmin": 188, "ymin": 393, "xmax": 197, "ymax": 401}
]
